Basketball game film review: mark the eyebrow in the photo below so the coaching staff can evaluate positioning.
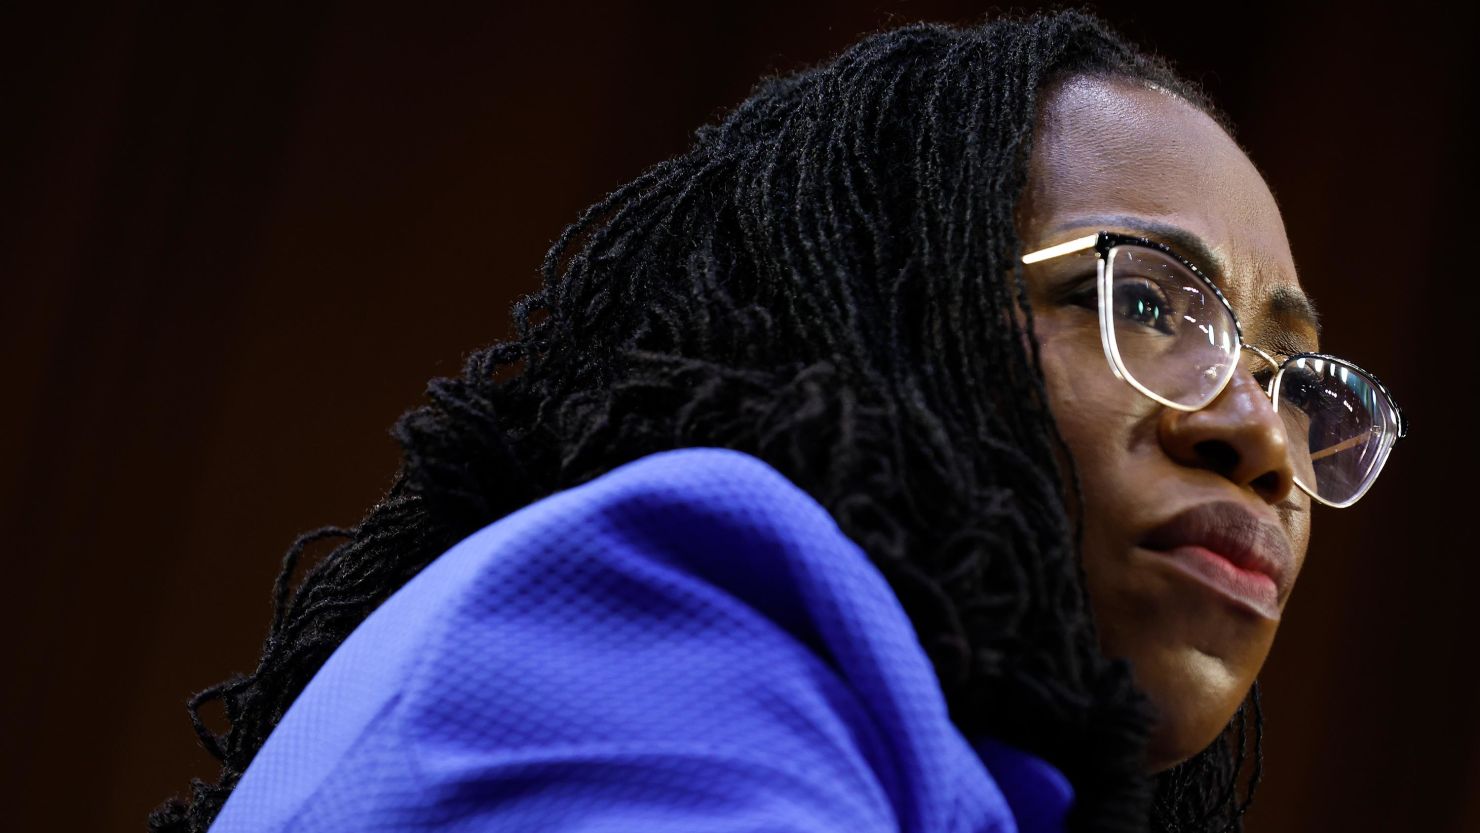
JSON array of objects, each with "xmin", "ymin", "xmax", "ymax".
[
  {"xmin": 1045, "ymin": 214, "xmax": 1323, "ymax": 340},
  {"xmin": 1268, "ymin": 285, "xmax": 1322, "ymax": 340}
]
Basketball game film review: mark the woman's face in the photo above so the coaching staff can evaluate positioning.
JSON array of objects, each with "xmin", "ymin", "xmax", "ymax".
[{"xmin": 1019, "ymin": 76, "xmax": 1318, "ymax": 770}]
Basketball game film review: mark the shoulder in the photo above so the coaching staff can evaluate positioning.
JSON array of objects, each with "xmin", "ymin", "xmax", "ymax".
[
  {"xmin": 472, "ymin": 446, "xmax": 850, "ymax": 571},
  {"xmin": 438, "ymin": 447, "xmax": 873, "ymax": 628},
  {"xmin": 213, "ymin": 448, "xmax": 1022, "ymax": 833}
]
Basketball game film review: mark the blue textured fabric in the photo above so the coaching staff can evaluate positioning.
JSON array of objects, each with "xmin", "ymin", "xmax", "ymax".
[{"xmin": 210, "ymin": 447, "xmax": 1073, "ymax": 832}]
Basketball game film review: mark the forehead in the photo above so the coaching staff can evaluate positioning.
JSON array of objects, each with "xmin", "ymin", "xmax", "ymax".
[{"xmin": 1020, "ymin": 76, "xmax": 1317, "ymax": 350}]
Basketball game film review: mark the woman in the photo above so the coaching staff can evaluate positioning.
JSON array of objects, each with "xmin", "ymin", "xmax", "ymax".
[{"xmin": 154, "ymin": 11, "xmax": 1404, "ymax": 832}]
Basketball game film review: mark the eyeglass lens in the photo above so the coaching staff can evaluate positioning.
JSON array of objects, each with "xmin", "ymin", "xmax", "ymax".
[
  {"xmin": 1271, "ymin": 357, "xmax": 1400, "ymax": 506},
  {"xmin": 1102, "ymin": 245, "xmax": 1397, "ymax": 505},
  {"xmin": 1102, "ymin": 245, "xmax": 1240, "ymax": 410}
]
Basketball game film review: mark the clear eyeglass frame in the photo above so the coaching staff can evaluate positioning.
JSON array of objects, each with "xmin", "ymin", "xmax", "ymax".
[{"xmin": 1021, "ymin": 231, "xmax": 1408, "ymax": 508}]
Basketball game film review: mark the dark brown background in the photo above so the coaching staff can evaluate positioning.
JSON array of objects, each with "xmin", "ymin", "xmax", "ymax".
[{"xmin": 4, "ymin": 2, "xmax": 1476, "ymax": 830}]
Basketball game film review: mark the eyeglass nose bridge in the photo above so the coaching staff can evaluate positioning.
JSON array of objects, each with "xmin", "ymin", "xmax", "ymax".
[
  {"xmin": 1180, "ymin": 344, "xmax": 1284, "ymax": 411},
  {"xmin": 1239, "ymin": 344, "xmax": 1282, "ymax": 397},
  {"xmin": 1184, "ymin": 342, "xmax": 1288, "ymax": 424}
]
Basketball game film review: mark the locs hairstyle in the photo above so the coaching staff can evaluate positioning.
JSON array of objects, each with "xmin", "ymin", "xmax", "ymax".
[{"xmin": 156, "ymin": 11, "xmax": 1263, "ymax": 833}]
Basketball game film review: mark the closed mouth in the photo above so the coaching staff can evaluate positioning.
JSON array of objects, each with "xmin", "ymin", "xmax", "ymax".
[{"xmin": 1140, "ymin": 501, "xmax": 1293, "ymax": 620}]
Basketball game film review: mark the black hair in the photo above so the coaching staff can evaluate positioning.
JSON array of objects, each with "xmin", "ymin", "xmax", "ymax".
[{"xmin": 154, "ymin": 10, "xmax": 1261, "ymax": 832}]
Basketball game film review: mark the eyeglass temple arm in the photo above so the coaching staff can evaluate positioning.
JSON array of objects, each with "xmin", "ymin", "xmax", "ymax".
[{"xmin": 1021, "ymin": 234, "xmax": 1099, "ymax": 264}]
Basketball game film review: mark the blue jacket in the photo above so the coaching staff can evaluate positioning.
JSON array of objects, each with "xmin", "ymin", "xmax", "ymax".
[{"xmin": 210, "ymin": 448, "xmax": 1073, "ymax": 832}]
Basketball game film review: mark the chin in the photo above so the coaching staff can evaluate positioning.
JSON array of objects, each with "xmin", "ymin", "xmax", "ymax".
[
  {"xmin": 1085, "ymin": 547, "xmax": 1274, "ymax": 772},
  {"xmin": 1131, "ymin": 639, "xmax": 1257, "ymax": 772}
]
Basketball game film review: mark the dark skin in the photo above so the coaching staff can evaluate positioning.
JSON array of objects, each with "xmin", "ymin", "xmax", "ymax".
[{"xmin": 1019, "ymin": 76, "xmax": 1321, "ymax": 771}]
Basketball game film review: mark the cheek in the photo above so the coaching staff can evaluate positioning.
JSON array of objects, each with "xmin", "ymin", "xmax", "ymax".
[
  {"xmin": 1033, "ymin": 313, "xmax": 1148, "ymax": 479},
  {"xmin": 1033, "ymin": 315, "xmax": 1165, "ymax": 569},
  {"xmin": 1280, "ymin": 497, "xmax": 1313, "ymax": 592}
]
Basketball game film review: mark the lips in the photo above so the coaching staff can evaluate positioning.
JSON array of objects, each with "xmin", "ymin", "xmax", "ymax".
[{"xmin": 1140, "ymin": 501, "xmax": 1294, "ymax": 620}]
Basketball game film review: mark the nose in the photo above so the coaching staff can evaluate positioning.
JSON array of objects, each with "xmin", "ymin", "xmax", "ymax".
[{"xmin": 1157, "ymin": 366, "xmax": 1297, "ymax": 505}]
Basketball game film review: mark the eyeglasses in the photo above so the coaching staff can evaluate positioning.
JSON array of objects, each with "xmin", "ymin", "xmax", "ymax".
[{"xmin": 1022, "ymin": 231, "xmax": 1407, "ymax": 508}]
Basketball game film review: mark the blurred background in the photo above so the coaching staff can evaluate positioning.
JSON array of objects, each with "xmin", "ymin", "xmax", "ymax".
[{"xmin": 3, "ymin": 2, "xmax": 1475, "ymax": 830}]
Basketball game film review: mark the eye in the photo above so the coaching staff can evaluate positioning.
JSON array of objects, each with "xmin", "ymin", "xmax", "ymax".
[
  {"xmin": 1064, "ymin": 282, "xmax": 1098, "ymax": 311},
  {"xmin": 1110, "ymin": 277, "xmax": 1175, "ymax": 334}
]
